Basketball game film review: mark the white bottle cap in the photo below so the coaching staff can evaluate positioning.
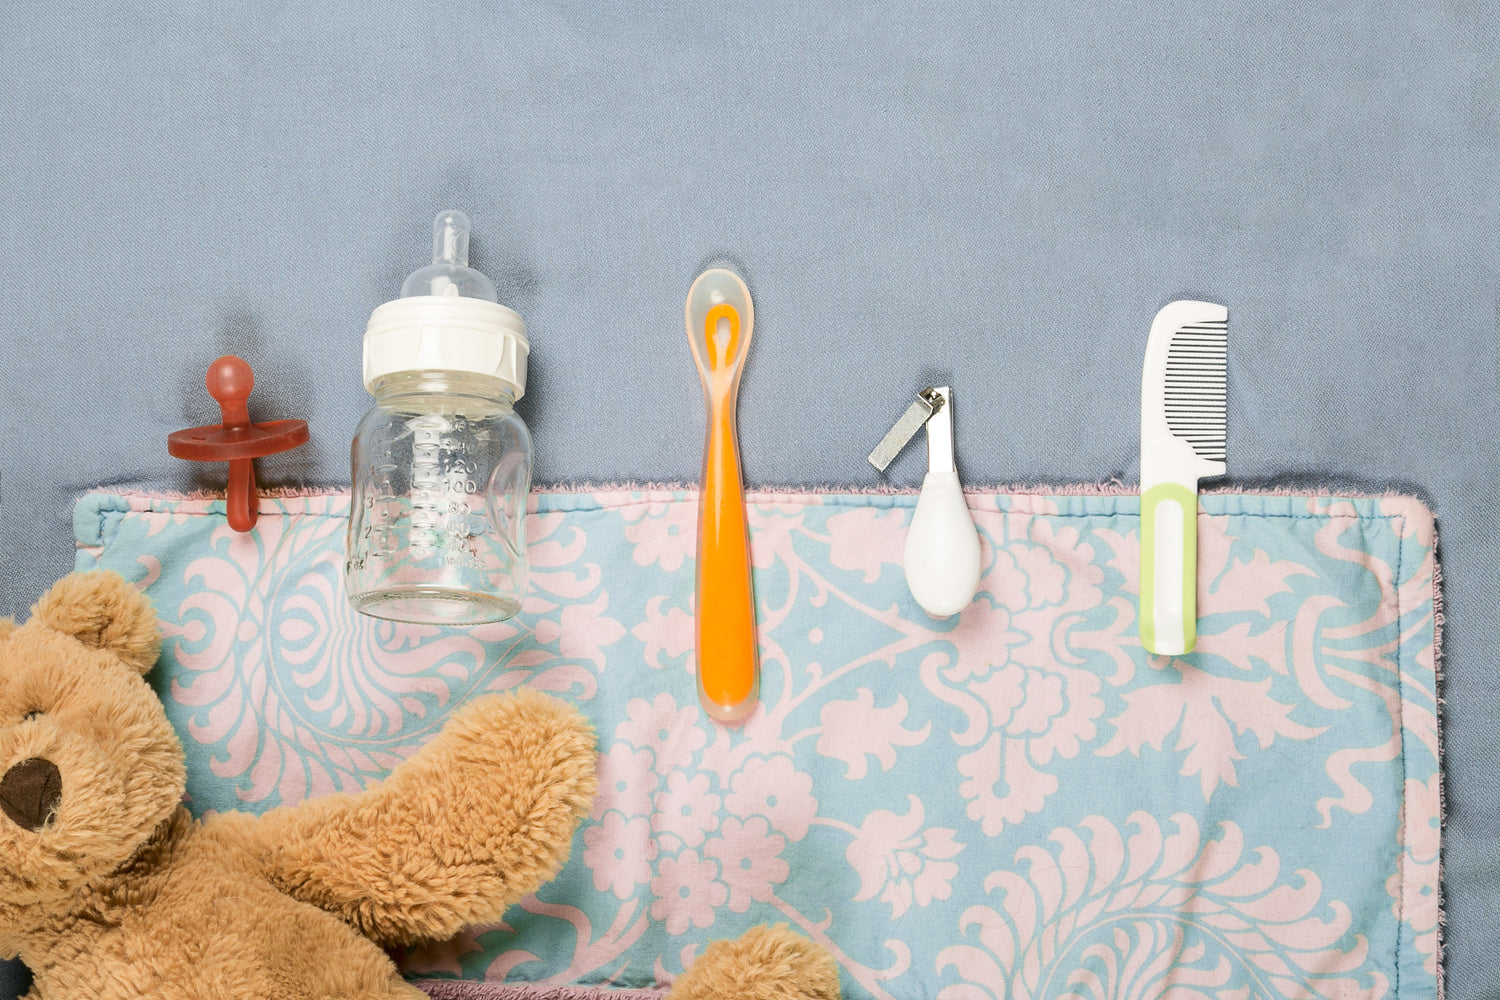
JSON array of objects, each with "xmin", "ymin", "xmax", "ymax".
[{"xmin": 362, "ymin": 210, "xmax": 530, "ymax": 398}]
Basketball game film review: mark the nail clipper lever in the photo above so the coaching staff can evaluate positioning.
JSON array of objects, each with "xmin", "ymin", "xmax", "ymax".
[{"xmin": 868, "ymin": 387, "xmax": 944, "ymax": 472}]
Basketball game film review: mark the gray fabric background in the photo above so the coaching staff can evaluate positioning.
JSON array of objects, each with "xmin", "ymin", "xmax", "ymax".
[{"xmin": 1, "ymin": 2, "xmax": 1495, "ymax": 994}]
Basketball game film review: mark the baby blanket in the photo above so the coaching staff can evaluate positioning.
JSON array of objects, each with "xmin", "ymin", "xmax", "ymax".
[{"xmin": 73, "ymin": 488, "xmax": 1442, "ymax": 999}]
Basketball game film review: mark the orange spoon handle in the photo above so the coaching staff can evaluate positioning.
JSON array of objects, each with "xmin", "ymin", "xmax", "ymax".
[
  {"xmin": 686, "ymin": 269, "xmax": 759, "ymax": 724},
  {"xmin": 696, "ymin": 389, "xmax": 758, "ymax": 723}
]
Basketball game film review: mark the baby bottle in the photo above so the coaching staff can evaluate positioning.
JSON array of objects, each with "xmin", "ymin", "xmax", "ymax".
[{"xmin": 345, "ymin": 210, "xmax": 533, "ymax": 624}]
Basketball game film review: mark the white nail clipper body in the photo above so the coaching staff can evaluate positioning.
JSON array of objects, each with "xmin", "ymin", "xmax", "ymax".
[{"xmin": 869, "ymin": 387, "xmax": 982, "ymax": 618}]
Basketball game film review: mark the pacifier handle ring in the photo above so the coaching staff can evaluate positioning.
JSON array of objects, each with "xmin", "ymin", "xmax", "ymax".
[{"xmin": 226, "ymin": 456, "xmax": 258, "ymax": 533}]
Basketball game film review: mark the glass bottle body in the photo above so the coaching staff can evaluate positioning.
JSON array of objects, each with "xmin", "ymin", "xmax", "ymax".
[{"xmin": 346, "ymin": 371, "xmax": 532, "ymax": 625}]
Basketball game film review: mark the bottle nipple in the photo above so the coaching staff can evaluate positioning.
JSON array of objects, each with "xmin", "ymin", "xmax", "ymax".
[{"xmin": 400, "ymin": 210, "xmax": 499, "ymax": 302}]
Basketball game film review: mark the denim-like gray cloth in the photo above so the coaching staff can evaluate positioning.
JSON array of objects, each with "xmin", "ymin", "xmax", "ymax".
[{"xmin": 0, "ymin": 3, "xmax": 1495, "ymax": 996}]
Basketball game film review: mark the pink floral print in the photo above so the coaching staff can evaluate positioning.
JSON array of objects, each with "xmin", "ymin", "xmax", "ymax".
[
  {"xmin": 845, "ymin": 796, "xmax": 962, "ymax": 918},
  {"xmin": 724, "ymin": 754, "xmax": 817, "ymax": 840},
  {"xmin": 649, "ymin": 850, "xmax": 727, "ymax": 934},
  {"xmin": 622, "ymin": 501, "xmax": 696, "ymax": 572},
  {"xmin": 617, "ymin": 692, "xmax": 708, "ymax": 760},
  {"xmin": 77, "ymin": 488, "xmax": 1439, "ymax": 999},
  {"xmin": 593, "ymin": 745, "xmax": 656, "ymax": 819},
  {"xmin": 653, "ymin": 772, "xmax": 721, "ymax": 849},
  {"xmin": 583, "ymin": 812, "xmax": 656, "ymax": 899},
  {"xmin": 705, "ymin": 816, "xmax": 789, "ymax": 912}
]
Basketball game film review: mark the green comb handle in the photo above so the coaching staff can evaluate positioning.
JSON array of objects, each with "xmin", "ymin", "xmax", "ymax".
[{"xmin": 1140, "ymin": 482, "xmax": 1198, "ymax": 656}]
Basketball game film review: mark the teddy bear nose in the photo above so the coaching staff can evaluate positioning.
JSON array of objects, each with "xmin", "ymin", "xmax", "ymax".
[{"xmin": 0, "ymin": 758, "xmax": 62, "ymax": 832}]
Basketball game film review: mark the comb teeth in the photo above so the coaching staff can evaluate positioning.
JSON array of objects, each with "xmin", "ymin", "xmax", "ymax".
[{"xmin": 1163, "ymin": 319, "xmax": 1227, "ymax": 461}]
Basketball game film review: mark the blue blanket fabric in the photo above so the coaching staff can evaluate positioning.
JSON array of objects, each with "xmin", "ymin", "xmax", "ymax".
[
  {"xmin": 2, "ymin": 4, "xmax": 1496, "ymax": 995},
  {"xmin": 73, "ymin": 489, "xmax": 1441, "ymax": 998}
]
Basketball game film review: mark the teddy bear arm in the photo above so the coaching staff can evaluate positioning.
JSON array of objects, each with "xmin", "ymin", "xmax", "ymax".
[
  {"xmin": 254, "ymin": 691, "xmax": 596, "ymax": 947},
  {"xmin": 666, "ymin": 924, "xmax": 842, "ymax": 1000}
]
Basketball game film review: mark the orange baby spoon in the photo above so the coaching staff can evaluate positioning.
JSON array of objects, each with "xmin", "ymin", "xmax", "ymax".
[{"xmin": 685, "ymin": 269, "xmax": 758, "ymax": 724}]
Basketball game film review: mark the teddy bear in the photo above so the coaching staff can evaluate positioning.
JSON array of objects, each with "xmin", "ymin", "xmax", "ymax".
[{"xmin": 0, "ymin": 571, "xmax": 840, "ymax": 1000}]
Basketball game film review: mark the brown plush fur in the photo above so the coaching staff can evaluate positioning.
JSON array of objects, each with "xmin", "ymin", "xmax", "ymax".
[
  {"xmin": 31, "ymin": 572, "xmax": 162, "ymax": 675},
  {"xmin": 0, "ymin": 572, "xmax": 840, "ymax": 1000},
  {"xmin": 669, "ymin": 924, "xmax": 841, "ymax": 1000}
]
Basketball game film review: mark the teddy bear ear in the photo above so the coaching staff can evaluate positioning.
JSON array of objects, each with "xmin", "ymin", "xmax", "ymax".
[{"xmin": 31, "ymin": 572, "xmax": 162, "ymax": 675}]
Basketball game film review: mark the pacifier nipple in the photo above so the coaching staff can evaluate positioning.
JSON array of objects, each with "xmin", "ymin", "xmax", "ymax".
[{"xmin": 400, "ymin": 210, "xmax": 499, "ymax": 302}]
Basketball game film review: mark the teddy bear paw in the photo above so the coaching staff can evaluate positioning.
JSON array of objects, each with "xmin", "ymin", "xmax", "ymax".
[{"xmin": 667, "ymin": 923, "xmax": 841, "ymax": 1000}]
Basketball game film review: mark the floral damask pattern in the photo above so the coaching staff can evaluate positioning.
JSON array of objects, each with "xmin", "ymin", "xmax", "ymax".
[
  {"xmin": 936, "ymin": 812, "xmax": 1386, "ymax": 999},
  {"xmin": 74, "ymin": 488, "xmax": 1441, "ymax": 999}
]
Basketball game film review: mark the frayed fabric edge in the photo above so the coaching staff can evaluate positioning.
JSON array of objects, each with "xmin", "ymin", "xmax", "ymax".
[
  {"xmin": 1431, "ymin": 522, "xmax": 1448, "ymax": 1000},
  {"xmin": 414, "ymin": 984, "xmax": 669, "ymax": 1000},
  {"xmin": 82, "ymin": 480, "xmax": 1437, "ymax": 506}
]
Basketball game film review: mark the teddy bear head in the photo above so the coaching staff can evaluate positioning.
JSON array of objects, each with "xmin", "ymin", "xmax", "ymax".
[{"xmin": 0, "ymin": 572, "xmax": 185, "ymax": 917}]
